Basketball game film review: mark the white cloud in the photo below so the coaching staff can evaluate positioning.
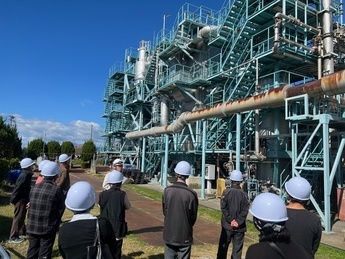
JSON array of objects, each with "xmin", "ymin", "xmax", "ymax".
[
  {"xmin": 80, "ymin": 99, "xmax": 93, "ymax": 107},
  {"xmin": 10, "ymin": 114, "xmax": 103, "ymax": 148}
]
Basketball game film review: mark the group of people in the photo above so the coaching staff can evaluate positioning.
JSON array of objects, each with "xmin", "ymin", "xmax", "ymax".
[
  {"xmin": 162, "ymin": 163, "xmax": 322, "ymax": 259},
  {"xmin": 8, "ymin": 156, "xmax": 322, "ymax": 259},
  {"xmin": 9, "ymin": 156, "xmax": 131, "ymax": 259},
  {"xmin": 219, "ymin": 171, "xmax": 322, "ymax": 259}
]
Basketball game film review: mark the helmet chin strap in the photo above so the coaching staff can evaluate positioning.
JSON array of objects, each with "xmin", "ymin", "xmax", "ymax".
[
  {"xmin": 263, "ymin": 223, "xmax": 285, "ymax": 232},
  {"xmin": 254, "ymin": 217, "xmax": 285, "ymax": 232}
]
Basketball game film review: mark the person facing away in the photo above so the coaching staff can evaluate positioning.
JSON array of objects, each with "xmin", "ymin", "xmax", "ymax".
[
  {"xmin": 162, "ymin": 161, "xmax": 199, "ymax": 259},
  {"xmin": 58, "ymin": 181, "xmax": 117, "ymax": 259},
  {"xmin": 217, "ymin": 169, "xmax": 249, "ymax": 259},
  {"xmin": 245, "ymin": 192, "xmax": 308, "ymax": 259},
  {"xmin": 284, "ymin": 177, "xmax": 322, "ymax": 258},
  {"xmin": 55, "ymin": 154, "xmax": 71, "ymax": 195},
  {"xmin": 26, "ymin": 161, "xmax": 66, "ymax": 259},
  {"xmin": 99, "ymin": 170, "xmax": 131, "ymax": 259},
  {"xmin": 9, "ymin": 158, "xmax": 36, "ymax": 244},
  {"xmin": 35, "ymin": 160, "xmax": 49, "ymax": 184},
  {"xmin": 102, "ymin": 158, "xmax": 132, "ymax": 190}
]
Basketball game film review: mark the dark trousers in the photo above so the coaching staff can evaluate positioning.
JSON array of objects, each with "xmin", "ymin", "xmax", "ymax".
[
  {"xmin": 217, "ymin": 227, "xmax": 244, "ymax": 259},
  {"xmin": 10, "ymin": 201, "xmax": 27, "ymax": 239},
  {"xmin": 164, "ymin": 243, "xmax": 191, "ymax": 259},
  {"xmin": 27, "ymin": 233, "xmax": 56, "ymax": 259},
  {"xmin": 115, "ymin": 239, "xmax": 123, "ymax": 259}
]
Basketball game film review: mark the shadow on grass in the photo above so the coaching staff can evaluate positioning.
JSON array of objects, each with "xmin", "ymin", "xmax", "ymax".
[
  {"xmin": 122, "ymin": 251, "xmax": 164, "ymax": 259},
  {"xmin": 128, "ymin": 226, "xmax": 163, "ymax": 235},
  {"xmin": 0, "ymin": 215, "xmax": 12, "ymax": 242}
]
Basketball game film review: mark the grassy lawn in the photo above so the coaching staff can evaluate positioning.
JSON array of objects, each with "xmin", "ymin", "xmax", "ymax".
[{"xmin": 0, "ymin": 182, "xmax": 344, "ymax": 258}]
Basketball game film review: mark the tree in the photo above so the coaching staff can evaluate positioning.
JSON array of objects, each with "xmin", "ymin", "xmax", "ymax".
[
  {"xmin": 47, "ymin": 141, "xmax": 61, "ymax": 157},
  {"xmin": 81, "ymin": 140, "xmax": 96, "ymax": 162},
  {"xmin": 27, "ymin": 138, "xmax": 46, "ymax": 160},
  {"xmin": 61, "ymin": 141, "xmax": 75, "ymax": 156},
  {"xmin": 0, "ymin": 116, "xmax": 22, "ymax": 181},
  {"xmin": 0, "ymin": 116, "xmax": 22, "ymax": 159}
]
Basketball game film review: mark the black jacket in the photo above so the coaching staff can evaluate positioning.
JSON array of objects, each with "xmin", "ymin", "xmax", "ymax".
[
  {"xmin": 162, "ymin": 181, "xmax": 198, "ymax": 246},
  {"xmin": 10, "ymin": 169, "xmax": 32, "ymax": 205},
  {"xmin": 220, "ymin": 185, "xmax": 249, "ymax": 232},
  {"xmin": 99, "ymin": 188, "xmax": 127, "ymax": 238},
  {"xmin": 58, "ymin": 217, "xmax": 117, "ymax": 259}
]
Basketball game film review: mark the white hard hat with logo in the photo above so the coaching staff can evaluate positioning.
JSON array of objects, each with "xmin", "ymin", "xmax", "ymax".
[{"xmin": 113, "ymin": 158, "xmax": 123, "ymax": 166}]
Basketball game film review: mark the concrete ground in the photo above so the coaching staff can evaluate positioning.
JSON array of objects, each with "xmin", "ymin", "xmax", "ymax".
[{"xmin": 69, "ymin": 168, "xmax": 345, "ymax": 251}]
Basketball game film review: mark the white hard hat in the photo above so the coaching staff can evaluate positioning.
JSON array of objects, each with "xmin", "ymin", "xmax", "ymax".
[
  {"xmin": 230, "ymin": 169, "xmax": 243, "ymax": 181},
  {"xmin": 20, "ymin": 158, "xmax": 35, "ymax": 169},
  {"xmin": 285, "ymin": 177, "xmax": 311, "ymax": 201},
  {"xmin": 108, "ymin": 170, "xmax": 124, "ymax": 184},
  {"xmin": 38, "ymin": 160, "xmax": 49, "ymax": 171},
  {"xmin": 112, "ymin": 158, "xmax": 123, "ymax": 166},
  {"xmin": 65, "ymin": 181, "xmax": 96, "ymax": 211},
  {"xmin": 249, "ymin": 193, "xmax": 288, "ymax": 222},
  {"xmin": 174, "ymin": 161, "xmax": 191, "ymax": 176},
  {"xmin": 41, "ymin": 161, "xmax": 60, "ymax": 177},
  {"xmin": 59, "ymin": 154, "xmax": 70, "ymax": 163}
]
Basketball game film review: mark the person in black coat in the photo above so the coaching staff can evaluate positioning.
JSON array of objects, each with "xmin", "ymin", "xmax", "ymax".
[
  {"xmin": 99, "ymin": 170, "xmax": 131, "ymax": 259},
  {"xmin": 217, "ymin": 170, "xmax": 249, "ymax": 259},
  {"xmin": 162, "ymin": 161, "xmax": 199, "ymax": 259},
  {"xmin": 58, "ymin": 181, "xmax": 117, "ymax": 259},
  {"xmin": 9, "ymin": 158, "xmax": 35, "ymax": 243},
  {"xmin": 285, "ymin": 177, "xmax": 322, "ymax": 258},
  {"xmin": 245, "ymin": 193, "xmax": 308, "ymax": 259}
]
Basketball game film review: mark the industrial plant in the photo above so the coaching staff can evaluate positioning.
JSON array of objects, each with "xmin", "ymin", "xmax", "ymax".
[{"xmin": 101, "ymin": 0, "xmax": 345, "ymax": 232}]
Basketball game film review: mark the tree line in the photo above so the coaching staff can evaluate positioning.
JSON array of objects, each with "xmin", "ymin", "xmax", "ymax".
[{"xmin": 0, "ymin": 116, "xmax": 96, "ymax": 181}]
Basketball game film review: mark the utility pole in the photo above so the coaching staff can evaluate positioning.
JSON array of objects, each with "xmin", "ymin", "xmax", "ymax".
[{"xmin": 90, "ymin": 124, "xmax": 93, "ymax": 141}]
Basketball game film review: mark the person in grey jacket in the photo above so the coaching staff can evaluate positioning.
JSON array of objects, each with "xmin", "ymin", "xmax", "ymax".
[
  {"xmin": 162, "ymin": 161, "xmax": 198, "ymax": 259},
  {"xmin": 217, "ymin": 170, "xmax": 249, "ymax": 259}
]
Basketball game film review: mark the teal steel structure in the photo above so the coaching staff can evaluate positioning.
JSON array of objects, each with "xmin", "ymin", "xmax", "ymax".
[{"xmin": 101, "ymin": 0, "xmax": 345, "ymax": 232}]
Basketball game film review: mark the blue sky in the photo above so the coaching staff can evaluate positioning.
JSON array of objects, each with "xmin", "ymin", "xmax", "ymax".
[
  {"xmin": 1, "ymin": 1, "xmax": 343, "ymax": 148},
  {"xmin": 0, "ymin": 0, "xmax": 222, "ymax": 148}
]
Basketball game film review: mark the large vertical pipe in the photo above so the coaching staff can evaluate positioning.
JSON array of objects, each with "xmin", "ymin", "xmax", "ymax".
[
  {"xmin": 322, "ymin": 0, "xmax": 334, "ymax": 74},
  {"xmin": 161, "ymin": 97, "xmax": 169, "ymax": 126},
  {"xmin": 236, "ymin": 114, "xmax": 241, "ymax": 170},
  {"xmin": 141, "ymin": 138, "xmax": 146, "ymax": 175},
  {"xmin": 201, "ymin": 120, "xmax": 207, "ymax": 199},
  {"xmin": 162, "ymin": 134, "xmax": 169, "ymax": 188},
  {"xmin": 322, "ymin": 115, "xmax": 331, "ymax": 232}
]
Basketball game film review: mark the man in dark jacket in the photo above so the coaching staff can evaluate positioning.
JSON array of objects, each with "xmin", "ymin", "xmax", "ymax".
[
  {"xmin": 162, "ymin": 161, "xmax": 198, "ymax": 259},
  {"xmin": 99, "ymin": 170, "xmax": 131, "ymax": 259},
  {"xmin": 26, "ymin": 161, "xmax": 65, "ymax": 259},
  {"xmin": 217, "ymin": 169, "xmax": 249, "ymax": 259},
  {"xmin": 9, "ymin": 158, "xmax": 36, "ymax": 243}
]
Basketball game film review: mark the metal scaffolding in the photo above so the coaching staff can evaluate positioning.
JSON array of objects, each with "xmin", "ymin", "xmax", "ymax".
[{"xmin": 101, "ymin": 0, "xmax": 345, "ymax": 232}]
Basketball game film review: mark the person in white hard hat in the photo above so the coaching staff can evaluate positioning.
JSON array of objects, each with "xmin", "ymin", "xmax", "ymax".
[
  {"xmin": 245, "ymin": 193, "xmax": 308, "ymax": 259},
  {"xmin": 9, "ymin": 158, "xmax": 36, "ymax": 244},
  {"xmin": 55, "ymin": 154, "xmax": 71, "ymax": 195},
  {"xmin": 99, "ymin": 170, "xmax": 131, "ymax": 259},
  {"xmin": 35, "ymin": 159, "xmax": 49, "ymax": 184},
  {"xmin": 284, "ymin": 177, "xmax": 322, "ymax": 259},
  {"xmin": 102, "ymin": 158, "xmax": 131, "ymax": 190},
  {"xmin": 162, "ymin": 161, "xmax": 199, "ymax": 259},
  {"xmin": 26, "ymin": 161, "xmax": 65, "ymax": 259},
  {"xmin": 59, "ymin": 181, "xmax": 117, "ymax": 258},
  {"xmin": 217, "ymin": 169, "xmax": 249, "ymax": 259}
]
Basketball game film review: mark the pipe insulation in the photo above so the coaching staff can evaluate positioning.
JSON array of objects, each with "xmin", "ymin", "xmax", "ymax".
[{"xmin": 126, "ymin": 69, "xmax": 345, "ymax": 140}]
